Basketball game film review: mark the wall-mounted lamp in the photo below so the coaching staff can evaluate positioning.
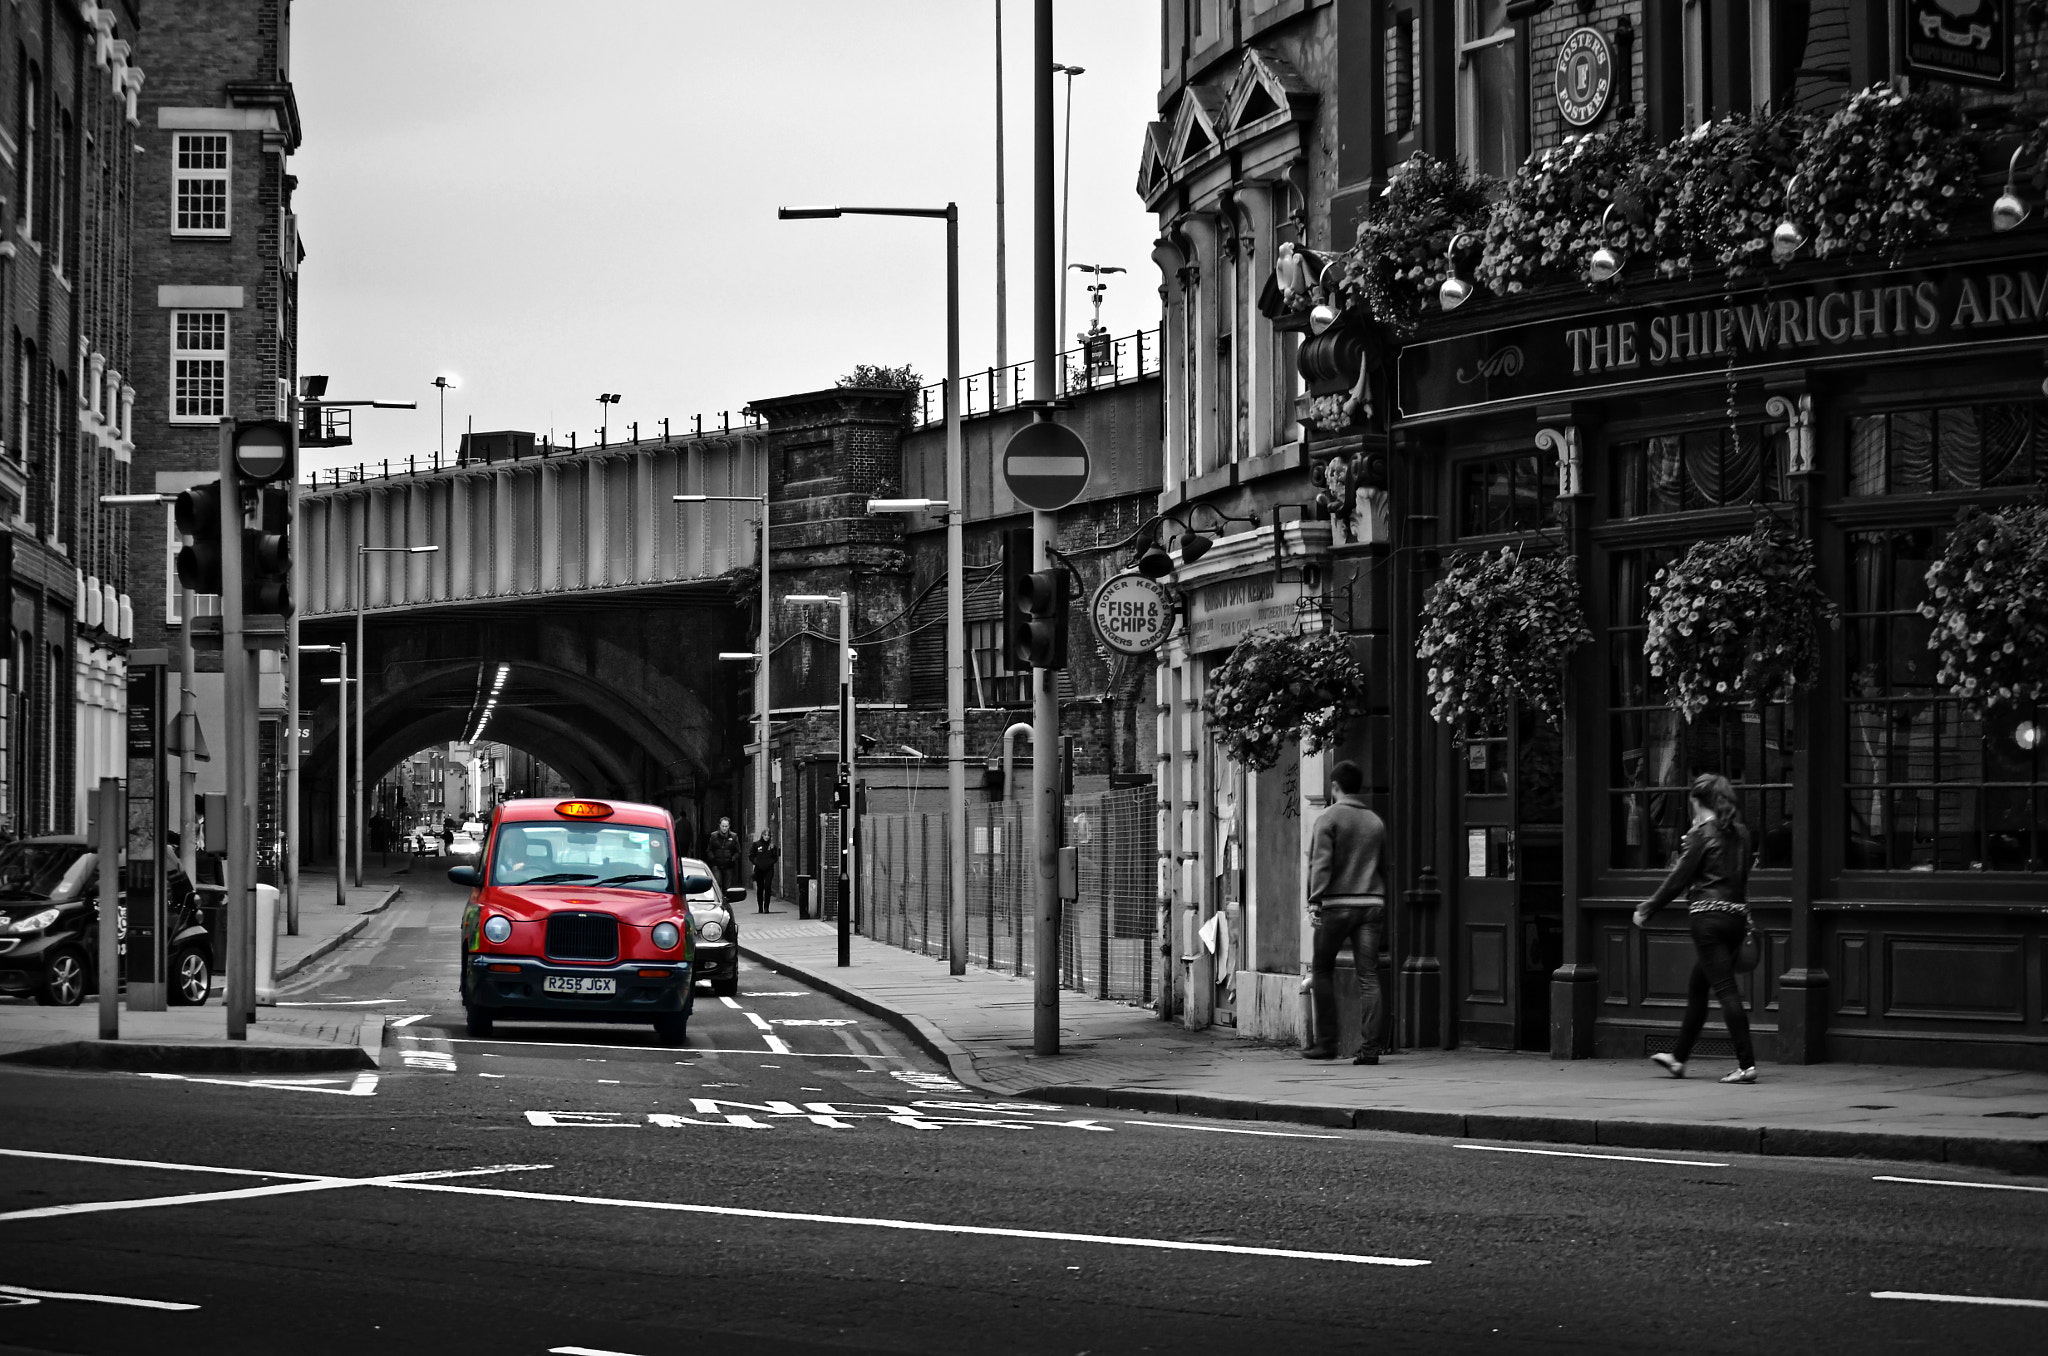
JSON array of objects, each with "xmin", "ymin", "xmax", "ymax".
[
  {"xmin": 1308, "ymin": 303, "xmax": 1338, "ymax": 335},
  {"xmin": 1771, "ymin": 210, "xmax": 1807, "ymax": 262},
  {"xmin": 1588, "ymin": 205, "xmax": 1626, "ymax": 283},
  {"xmin": 1993, "ymin": 144, "xmax": 2041, "ymax": 233},
  {"xmin": 1438, "ymin": 231, "xmax": 1478, "ymax": 312}
]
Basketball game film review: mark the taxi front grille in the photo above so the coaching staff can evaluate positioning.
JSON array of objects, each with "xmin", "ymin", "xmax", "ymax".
[{"xmin": 544, "ymin": 912, "xmax": 618, "ymax": 961}]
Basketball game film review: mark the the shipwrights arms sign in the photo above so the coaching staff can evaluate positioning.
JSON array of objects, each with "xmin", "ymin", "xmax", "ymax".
[{"xmin": 1399, "ymin": 251, "xmax": 2048, "ymax": 422}]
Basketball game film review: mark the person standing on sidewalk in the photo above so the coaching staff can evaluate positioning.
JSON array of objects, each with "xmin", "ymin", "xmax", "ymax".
[
  {"xmin": 748, "ymin": 833, "xmax": 780, "ymax": 913},
  {"xmin": 1634, "ymin": 772, "xmax": 1758, "ymax": 1085},
  {"xmin": 707, "ymin": 817, "xmax": 742, "ymax": 891},
  {"xmin": 1303, "ymin": 760, "xmax": 1387, "ymax": 1065}
]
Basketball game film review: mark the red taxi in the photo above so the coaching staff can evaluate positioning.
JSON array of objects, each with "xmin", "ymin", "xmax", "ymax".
[{"xmin": 450, "ymin": 798, "xmax": 710, "ymax": 1044}]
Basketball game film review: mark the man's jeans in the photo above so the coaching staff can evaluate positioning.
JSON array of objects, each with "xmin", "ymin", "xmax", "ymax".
[{"xmin": 1310, "ymin": 903, "xmax": 1384, "ymax": 1055}]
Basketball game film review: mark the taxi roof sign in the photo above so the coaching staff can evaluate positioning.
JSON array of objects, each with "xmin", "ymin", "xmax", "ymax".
[{"xmin": 555, "ymin": 799, "xmax": 615, "ymax": 819}]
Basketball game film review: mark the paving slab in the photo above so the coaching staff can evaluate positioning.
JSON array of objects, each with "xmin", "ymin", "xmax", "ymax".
[{"xmin": 740, "ymin": 918, "xmax": 2048, "ymax": 1176}]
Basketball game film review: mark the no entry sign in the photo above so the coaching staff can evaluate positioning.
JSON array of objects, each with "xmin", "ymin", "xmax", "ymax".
[{"xmin": 1002, "ymin": 418, "xmax": 1091, "ymax": 511}]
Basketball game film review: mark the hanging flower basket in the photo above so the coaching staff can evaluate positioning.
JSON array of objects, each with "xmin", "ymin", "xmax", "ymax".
[
  {"xmin": 1417, "ymin": 547, "xmax": 1591, "ymax": 729},
  {"xmin": 1203, "ymin": 628, "xmax": 1370, "ymax": 772},
  {"xmin": 1921, "ymin": 504, "xmax": 2048, "ymax": 713},
  {"xmin": 1476, "ymin": 121, "xmax": 1655, "ymax": 295},
  {"xmin": 1637, "ymin": 108, "xmax": 1807, "ymax": 280},
  {"xmin": 1644, "ymin": 521, "xmax": 1837, "ymax": 724},
  {"xmin": 1330, "ymin": 152, "xmax": 1494, "ymax": 336},
  {"xmin": 1782, "ymin": 84, "xmax": 1977, "ymax": 264}
]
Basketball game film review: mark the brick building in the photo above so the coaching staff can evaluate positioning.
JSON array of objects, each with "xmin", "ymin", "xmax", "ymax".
[
  {"xmin": 128, "ymin": 0, "xmax": 299, "ymax": 856},
  {"xmin": 0, "ymin": 0, "xmax": 144, "ymax": 838},
  {"xmin": 1146, "ymin": 0, "xmax": 2048, "ymax": 1069}
]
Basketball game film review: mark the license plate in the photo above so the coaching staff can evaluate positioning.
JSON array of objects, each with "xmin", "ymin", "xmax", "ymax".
[{"xmin": 543, "ymin": 975, "xmax": 617, "ymax": 996}]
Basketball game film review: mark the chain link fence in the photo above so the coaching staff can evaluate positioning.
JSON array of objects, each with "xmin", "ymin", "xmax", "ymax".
[{"xmin": 844, "ymin": 787, "xmax": 1157, "ymax": 1004}]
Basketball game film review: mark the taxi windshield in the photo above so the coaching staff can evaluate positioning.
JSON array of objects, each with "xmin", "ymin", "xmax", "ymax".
[{"xmin": 487, "ymin": 821, "xmax": 675, "ymax": 892}]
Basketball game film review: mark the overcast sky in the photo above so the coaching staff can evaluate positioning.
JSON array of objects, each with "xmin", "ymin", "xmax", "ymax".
[{"xmin": 291, "ymin": 0, "xmax": 1162, "ymax": 475}]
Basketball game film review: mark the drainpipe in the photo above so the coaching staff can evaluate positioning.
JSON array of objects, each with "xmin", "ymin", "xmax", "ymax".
[{"xmin": 1000, "ymin": 722, "xmax": 1033, "ymax": 800}]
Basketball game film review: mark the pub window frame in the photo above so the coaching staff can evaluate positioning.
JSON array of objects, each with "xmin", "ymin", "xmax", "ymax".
[{"xmin": 1455, "ymin": 1, "xmax": 1525, "ymax": 183}]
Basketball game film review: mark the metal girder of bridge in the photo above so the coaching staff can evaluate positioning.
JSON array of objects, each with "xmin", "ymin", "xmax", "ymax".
[{"xmin": 297, "ymin": 435, "xmax": 763, "ymax": 619}]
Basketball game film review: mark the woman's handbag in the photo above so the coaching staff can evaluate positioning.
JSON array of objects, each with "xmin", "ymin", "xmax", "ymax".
[{"xmin": 1735, "ymin": 909, "xmax": 1762, "ymax": 972}]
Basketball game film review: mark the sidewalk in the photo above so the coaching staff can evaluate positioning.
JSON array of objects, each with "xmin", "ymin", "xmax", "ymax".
[
  {"xmin": 740, "ymin": 918, "xmax": 2048, "ymax": 1177},
  {"xmin": 0, "ymin": 863, "xmax": 407, "ymax": 1075}
]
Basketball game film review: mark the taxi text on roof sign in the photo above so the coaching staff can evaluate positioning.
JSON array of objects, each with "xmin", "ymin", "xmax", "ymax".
[{"xmin": 555, "ymin": 800, "xmax": 615, "ymax": 819}]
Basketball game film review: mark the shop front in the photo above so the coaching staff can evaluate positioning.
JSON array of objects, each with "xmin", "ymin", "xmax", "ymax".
[{"xmin": 1392, "ymin": 243, "xmax": 2048, "ymax": 1070}]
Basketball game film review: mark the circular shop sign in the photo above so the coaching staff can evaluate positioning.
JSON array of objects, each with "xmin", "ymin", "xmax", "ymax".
[
  {"xmin": 1554, "ymin": 26, "xmax": 1614, "ymax": 129},
  {"xmin": 1090, "ymin": 572, "xmax": 1176, "ymax": 655}
]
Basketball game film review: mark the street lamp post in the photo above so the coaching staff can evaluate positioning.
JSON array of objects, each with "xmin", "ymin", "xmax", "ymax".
[
  {"xmin": 780, "ymin": 203, "xmax": 969, "ymax": 979},
  {"xmin": 431, "ymin": 376, "xmax": 457, "ymax": 462},
  {"xmin": 1052, "ymin": 61, "xmax": 1084, "ymax": 391},
  {"xmin": 597, "ymin": 393, "xmax": 621, "ymax": 445},
  {"xmin": 677, "ymin": 492, "xmax": 771, "ymax": 853},
  {"xmin": 355, "ymin": 544, "xmax": 439, "ymax": 887},
  {"xmin": 785, "ymin": 592, "xmax": 853, "ymax": 968},
  {"xmin": 302, "ymin": 643, "xmax": 349, "ymax": 907}
]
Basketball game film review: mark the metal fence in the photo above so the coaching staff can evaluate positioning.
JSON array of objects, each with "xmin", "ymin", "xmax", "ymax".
[{"xmin": 844, "ymin": 787, "xmax": 1158, "ymax": 1004}]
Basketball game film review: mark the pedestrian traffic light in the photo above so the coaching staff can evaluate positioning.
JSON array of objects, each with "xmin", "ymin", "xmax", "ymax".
[
  {"xmin": 244, "ymin": 486, "xmax": 292, "ymax": 616},
  {"xmin": 1021, "ymin": 569, "xmax": 1069, "ymax": 669},
  {"xmin": 173, "ymin": 480, "xmax": 226, "ymax": 594}
]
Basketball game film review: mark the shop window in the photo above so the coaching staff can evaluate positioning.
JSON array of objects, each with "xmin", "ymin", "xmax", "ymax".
[
  {"xmin": 1607, "ymin": 547, "xmax": 1795, "ymax": 871},
  {"xmin": 1847, "ymin": 402, "xmax": 2048, "ymax": 497},
  {"xmin": 1610, "ymin": 420, "xmax": 1789, "ymax": 519},
  {"xmin": 1457, "ymin": 453, "xmax": 1557, "ymax": 537},
  {"xmin": 1845, "ymin": 528, "xmax": 2048, "ymax": 872},
  {"xmin": 1457, "ymin": 1, "xmax": 1525, "ymax": 182}
]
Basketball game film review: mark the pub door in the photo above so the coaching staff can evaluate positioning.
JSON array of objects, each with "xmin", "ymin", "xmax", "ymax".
[{"xmin": 1453, "ymin": 705, "xmax": 1566, "ymax": 1051}]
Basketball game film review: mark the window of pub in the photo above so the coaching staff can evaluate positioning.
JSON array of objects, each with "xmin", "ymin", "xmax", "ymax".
[
  {"xmin": 1457, "ymin": 1, "xmax": 1524, "ymax": 183},
  {"xmin": 1842, "ymin": 401, "xmax": 2048, "ymax": 872}
]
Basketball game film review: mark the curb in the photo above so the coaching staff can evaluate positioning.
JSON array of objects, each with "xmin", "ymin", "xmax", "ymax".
[
  {"xmin": 1027, "ymin": 1084, "xmax": 2048, "ymax": 1177},
  {"xmin": 273, "ymin": 887, "xmax": 401, "ymax": 983},
  {"xmin": 736, "ymin": 942, "xmax": 1002, "ymax": 1094},
  {"xmin": 0, "ymin": 1039, "xmax": 376, "ymax": 1075},
  {"xmin": 358, "ymin": 1013, "xmax": 385, "ymax": 1067}
]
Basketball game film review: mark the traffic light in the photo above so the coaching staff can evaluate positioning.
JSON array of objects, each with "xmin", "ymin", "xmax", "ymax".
[
  {"xmin": 1003, "ymin": 528, "xmax": 1069, "ymax": 670},
  {"xmin": 244, "ymin": 486, "xmax": 292, "ymax": 616},
  {"xmin": 174, "ymin": 480, "xmax": 225, "ymax": 594}
]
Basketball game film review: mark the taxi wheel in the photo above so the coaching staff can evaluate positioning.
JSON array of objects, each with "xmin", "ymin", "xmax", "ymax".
[
  {"xmin": 652, "ymin": 1011, "xmax": 689, "ymax": 1045},
  {"xmin": 465, "ymin": 1006, "xmax": 494, "ymax": 1038}
]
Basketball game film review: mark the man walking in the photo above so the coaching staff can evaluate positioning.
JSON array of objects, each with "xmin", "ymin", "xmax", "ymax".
[
  {"xmin": 748, "ymin": 832, "xmax": 780, "ymax": 913},
  {"xmin": 1303, "ymin": 760, "xmax": 1388, "ymax": 1065},
  {"xmin": 706, "ymin": 816, "xmax": 742, "ymax": 891}
]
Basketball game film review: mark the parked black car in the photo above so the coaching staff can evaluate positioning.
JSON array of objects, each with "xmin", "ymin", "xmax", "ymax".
[{"xmin": 0, "ymin": 835, "xmax": 220, "ymax": 1006}]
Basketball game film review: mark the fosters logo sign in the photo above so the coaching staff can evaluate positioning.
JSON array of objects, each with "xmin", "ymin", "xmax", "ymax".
[{"xmin": 1401, "ymin": 252, "xmax": 2048, "ymax": 421}]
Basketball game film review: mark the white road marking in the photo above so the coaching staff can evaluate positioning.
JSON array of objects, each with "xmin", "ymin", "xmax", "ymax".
[
  {"xmin": 422, "ymin": 1036, "xmax": 895, "ymax": 1058},
  {"xmin": 0, "ymin": 1163, "xmax": 550, "ymax": 1223},
  {"xmin": 479, "ymin": 1073, "xmax": 505, "ymax": 1079},
  {"xmin": 1123, "ymin": 1121, "xmax": 1344, "ymax": 1141},
  {"xmin": 0, "ymin": 1283, "xmax": 198, "ymax": 1311},
  {"xmin": 740, "ymin": 992, "xmax": 806, "ymax": 997},
  {"xmin": 273, "ymin": 999, "xmax": 403, "ymax": 1006},
  {"xmin": 774, "ymin": 1019, "xmax": 855, "ymax": 1027},
  {"xmin": 1453, "ymin": 1144, "xmax": 1729, "ymax": 1167},
  {"xmin": 390, "ymin": 1178, "xmax": 1428, "ymax": 1266},
  {"xmin": 1872, "ymin": 1291, "xmax": 2048, "ymax": 1309},
  {"xmin": 1874, "ymin": 1175, "xmax": 2048, "ymax": 1195},
  {"xmin": 389, "ymin": 1014, "xmax": 430, "ymax": 1027},
  {"xmin": 718, "ymin": 996, "xmax": 742, "ymax": 1009},
  {"xmin": 550, "ymin": 1347, "xmax": 643, "ymax": 1355},
  {"xmin": 134, "ymin": 1070, "xmax": 382, "ymax": 1097},
  {"xmin": 0, "ymin": 1147, "xmax": 320, "ymax": 1181},
  {"xmin": 598, "ymin": 1079, "xmax": 620, "ymax": 1085},
  {"xmin": 742, "ymin": 1012, "xmax": 772, "ymax": 1030}
]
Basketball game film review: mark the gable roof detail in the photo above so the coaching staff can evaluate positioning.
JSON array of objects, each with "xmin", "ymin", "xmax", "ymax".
[
  {"xmin": 1168, "ymin": 82, "xmax": 1227, "ymax": 172},
  {"xmin": 1222, "ymin": 46, "xmax": 1317, "ymax": 142},
  {"xmin": 1137, "ymin": 120, "xmax": 1172, "ymax": 206}
]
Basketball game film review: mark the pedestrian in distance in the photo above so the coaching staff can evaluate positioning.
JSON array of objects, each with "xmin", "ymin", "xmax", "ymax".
[
  {"xmin": 707, "ymin": 816, "xmax": 742, "ymax": 891},
  {"xmin": 441, "ymin": 816, "xmax": 457, "ymax": 856},
  {"xmin": 1302, "ymin": 760, "xmax": 1388, "ymax": 1065},
  {"xmin": 1634, "ymin": 772, "xmax": 1760, "ymax": 1085},
  {"xmin": 748, "ymin": 833, "xmax": 780, "ymax": 913}
]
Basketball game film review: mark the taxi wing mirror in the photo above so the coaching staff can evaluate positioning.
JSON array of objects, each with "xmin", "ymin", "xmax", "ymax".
[
  {"xmin": 724, "ymin": 887, "xmax": 748, "ymax": 904},
  {"xmin": 680, "ymin": 872, "xmax": 714, "ymax": 895},
  {"xmin": 447, "ymin": 865, "xmax": 483, "ymax": 888}
]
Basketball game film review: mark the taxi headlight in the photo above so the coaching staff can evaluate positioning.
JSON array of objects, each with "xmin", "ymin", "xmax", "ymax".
[
  {"xmin": 482, "ymin": 914, "xmax": 513, "ymax": 944},
  {"xmin": 696, "ymin": 918, "xmax": 725, "ymax": 943},
  {"xmin": 8, "ymin": 908, "xmax": 60, "ymax": 936},
  {"xmin": 652, "ymin": 921, "xmax": 682, "ymax": 950}
]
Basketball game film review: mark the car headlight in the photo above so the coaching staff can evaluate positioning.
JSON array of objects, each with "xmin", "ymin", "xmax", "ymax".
[
  {"xmin": 696, "ymin": 918, "xmax": 725, "ymax": 943},
  {"xmin": 482, "ymin": 914, "xmax": 512, "ymax": 944},
  {"xmin": 8, "ymin": 908, "xmax": 59, "ymax": 936},
  {"xmin": 652, "ymin": 920, "xmax": 682, "ymax": 950}
]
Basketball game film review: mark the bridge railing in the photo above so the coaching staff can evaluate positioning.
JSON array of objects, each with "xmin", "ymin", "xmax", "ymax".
[
  {"xmin": 907, "ymin": 326, "xmax": 1160, "ymax": 430},
  {"xmin": 300, "ymin": 412, "xmax": 767, "ymax": 492}
]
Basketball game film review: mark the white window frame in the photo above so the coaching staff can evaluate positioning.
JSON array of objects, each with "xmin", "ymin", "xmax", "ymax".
[
  {"xmin": 171, "ymin": 131, "xmax": 231, "ymax": 237},
  {"xmin": 1682, "ymin": 0, "xmax": 1708, "ymax": 128},
  {"xmin": 169, "ymin": 309, "xmax": 228, "ymax": 424},
  {"xmin": 1456, "ymin": 3, "xmax": 1520, "ymax": 179}
]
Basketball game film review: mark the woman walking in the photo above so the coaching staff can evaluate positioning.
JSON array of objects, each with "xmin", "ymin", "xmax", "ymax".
[{"xmin": 1634, "ymin": 773, "xmax": 1758, "ymax": 1084}]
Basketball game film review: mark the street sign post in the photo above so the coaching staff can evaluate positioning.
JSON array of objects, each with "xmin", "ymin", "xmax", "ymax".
[
  {"xmin": 1089, "ymin": 572, "xmax": 1175, "ymax": 655},
  {"xmin": 1001, "ymin": 417, "xmax": 1090, "ymax": 511}
]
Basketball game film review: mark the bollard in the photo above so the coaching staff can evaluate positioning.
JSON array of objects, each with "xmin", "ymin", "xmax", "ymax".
[{"xmin": 254, "ymin": 883, "xmax": 282, "ymax": 1005}]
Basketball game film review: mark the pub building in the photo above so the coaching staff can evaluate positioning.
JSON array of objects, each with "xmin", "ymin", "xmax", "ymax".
[{"xmin": 1143, "ymin": 1, "xmax": 2048, "ymax": 1070}]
